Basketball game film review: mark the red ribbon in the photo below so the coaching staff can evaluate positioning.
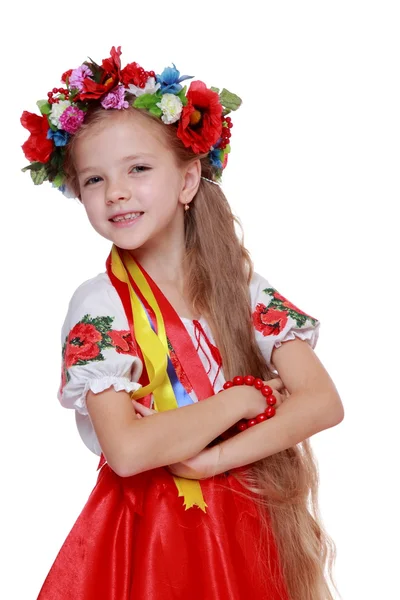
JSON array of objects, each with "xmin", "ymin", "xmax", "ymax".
[{"xmin": 134, "ymin": 260, "xmax": 217, "ymax": 401}]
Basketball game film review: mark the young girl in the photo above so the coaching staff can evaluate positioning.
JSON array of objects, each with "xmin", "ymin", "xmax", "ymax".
[{"xmin": 22, "ymin": 47, "xmax": 344, "ymax": 600}]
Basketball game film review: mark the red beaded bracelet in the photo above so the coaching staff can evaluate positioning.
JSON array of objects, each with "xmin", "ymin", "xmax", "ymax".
[{"xmin": 222, "ymin": 375, "xmax": 276, "ymax": 432}]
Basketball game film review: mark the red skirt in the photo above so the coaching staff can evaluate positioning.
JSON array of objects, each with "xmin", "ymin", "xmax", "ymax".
[{"xmin": 37, "ymin": 464, "xmax": 289, "ymax": 599}]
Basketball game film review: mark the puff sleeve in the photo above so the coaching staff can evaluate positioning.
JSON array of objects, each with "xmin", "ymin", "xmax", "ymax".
[
  {"xmin": 250, "ymin": 272, "xmax": 320, "ymax": 370},
  {"xmin": 57, "ymin": 273, "xmax": 143, "ymax": 455}
]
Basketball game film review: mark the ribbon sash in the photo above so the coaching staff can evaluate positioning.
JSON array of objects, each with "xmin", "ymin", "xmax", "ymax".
[
  {"xmin": 134, "ymin": 260, "xmax": 216, "ymax": 401},
  {"xmin": 107, "ymin": 246, "xmax": 219, "ymax": 511}
]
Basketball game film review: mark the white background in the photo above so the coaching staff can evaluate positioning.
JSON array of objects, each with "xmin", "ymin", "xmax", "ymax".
[{"xmin": 1, "ymin": 1, "xmax": 399, "ymax": 598}]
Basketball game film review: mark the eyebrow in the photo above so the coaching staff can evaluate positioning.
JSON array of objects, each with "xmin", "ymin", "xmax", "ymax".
[{"xmin": 77, "ymin": 154, "xmax": 156, "ymax": 176}]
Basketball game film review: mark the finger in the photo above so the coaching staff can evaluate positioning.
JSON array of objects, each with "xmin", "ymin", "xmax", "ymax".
[
  {"xmin": 263, "ymin": 377, "xmax": 285, "ymax": 392},
  {"xmin": 272, "ymin": 391, "xmax": 284, "ymax": 407},
  {"xmin": 262, "ymin": 388, "xmax": 285, "ymax": 408},
  {"xmin": 132, "ymin": 400, "xmax": 156, "ymax": 417}
]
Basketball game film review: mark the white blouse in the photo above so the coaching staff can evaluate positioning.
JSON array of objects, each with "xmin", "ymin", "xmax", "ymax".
[{"xmin": 58, "ymin": 271, "xmax": 320, "ymax": 456}]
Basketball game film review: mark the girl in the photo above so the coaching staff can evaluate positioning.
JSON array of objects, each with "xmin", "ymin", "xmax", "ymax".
[{"xmin": 21, "ymin": 47, "xmax": 344, "ymax": 600}]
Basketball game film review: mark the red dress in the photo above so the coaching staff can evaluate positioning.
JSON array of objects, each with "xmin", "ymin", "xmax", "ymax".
[{"xmin": 37, "ymin": 463, "xmax": 289, "ymax": 599}]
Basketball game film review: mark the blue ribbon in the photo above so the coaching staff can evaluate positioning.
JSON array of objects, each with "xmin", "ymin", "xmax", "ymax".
[{"xmin": 141, "ymin": 300, "xmax": 194, "ymax": 408}]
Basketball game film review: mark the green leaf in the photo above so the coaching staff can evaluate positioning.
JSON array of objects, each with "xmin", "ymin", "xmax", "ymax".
[
  {"xmin": 211, "ymin": 86, "xmax": 220, "ymax": 94},
  {"xmin": 133, "ymin": 94, "xmax": 152, "ymax": 109},
  {"xmin": 50, "ymin": 148, "xmax": 65, "ymax": 169},
  {"xmin": 46, "ymin": 115, "xmax": 58, "ymax": 132},
  {"xmin": 100, "ymin": 333, "xmax": 115, "ymax": 350},
  {"xmin": 30, "ymin": 166, "xmax": 48, "ymax": 185},
  {"xmin": 36, "ymin": 100, "xmax": 51, "ymax": 115},
  {"xmin": 69, "ymin": 88, "xmax": 80, "ymax": 102},
  {"xmin": 52, "ymin": 173, "xmax": 65, "ymax": 188},
  {"xmin": 263, "ymin": 287, "xmax": 277, "ymax": 298},
  {"xmin": 177, "ymin": 86, "xmax": 188, "ymax": 106},
  {"xmin": 76, "ymin": 353, "xmax": 105, "ymax": 366},
  {"xmin": 21, "ymin": 162, "xmax": 44, "ymax": 173},
  {"xmin": 288, "ymin": 311, "xmax": 307, "ymax": 328},
  {"xmin": 81, "ymin": 314, "xmax": 114, "ymax": 335},
  {"xmin": 219, "ymin": 88, "xmax": 242, "ymax": 112},
  {"xmin": 149, "ymin": 105, "xmax": 163, "ymax": 118},
  {"xmin": 268, "ymin": 299, "xmax": 281, "ymax": 310},
  {"xmin": 133, "ymin": 92, "xmax": 162, "ymax": 110},
  {"xmin": 84, "ymin": 59, "xmax": 102, "ymax": 83}
]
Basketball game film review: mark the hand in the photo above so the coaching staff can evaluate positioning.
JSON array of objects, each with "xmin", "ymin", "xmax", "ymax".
[
  {"xmin": 132, "ymin": 399, "xmax": 156, "ymax": 419},
  {"xmin": 264, "ymin": 376, "xmax": 288, "ymax": 407},
  {"xmin": 168, "ymin": 446, "xmax": 220, "ymax": 480},
  {"xmin": 241, "ymin": 376, "xmax": 288, "ymax": 420}
]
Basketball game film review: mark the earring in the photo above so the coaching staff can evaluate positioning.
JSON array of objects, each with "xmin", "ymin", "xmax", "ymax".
[{"xmin": 184, "ymin": 203, "xmax": 190, "ymax": 211}]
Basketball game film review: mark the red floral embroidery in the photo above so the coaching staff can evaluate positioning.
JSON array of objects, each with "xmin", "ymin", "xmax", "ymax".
[
  {"xmin": 252, "ymin": 304, "xmax": 288, "ymax": 337},
  {"xmin": 65, "ymin": 323, "xmax": 102, "ymax": 367},
  {"xmin": 109, "ymin": 330, "xmax": 136, "ymax": 355},
  {"xmin": 273, "ymin": 292, "xmax": 311, "ymax": 318},
  {"xmin": 60, "ymin": 315, "xmax": 135, "ymax": 395}
]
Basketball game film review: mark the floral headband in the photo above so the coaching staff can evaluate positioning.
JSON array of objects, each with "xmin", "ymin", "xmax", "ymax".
[{"xmin": 21, "ymin": 46, "xmax": 242, "ymax": 195}]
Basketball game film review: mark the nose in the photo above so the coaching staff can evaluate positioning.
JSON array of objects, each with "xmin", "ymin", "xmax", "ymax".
[{"xmin": 105, "ymin": 181, "xmax": 132, "ymax": 205}]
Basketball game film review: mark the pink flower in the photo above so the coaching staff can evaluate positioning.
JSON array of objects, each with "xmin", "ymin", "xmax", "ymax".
[
  {"xmin": 59, "ymin": 105, "xmax": 85, "ymax": 134},
  {"xmin": 101, "ymin": 86, "xmax": 129, "ymax": 110},
  {"xmin": 69, "ymin": 65, "xmax": 93, "ymax": 91}
]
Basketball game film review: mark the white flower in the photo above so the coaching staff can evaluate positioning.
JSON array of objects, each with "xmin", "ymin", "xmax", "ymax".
[
  {"xmin": 49, "ymin": 100, "xmax": 72, "ymax": 127},
  {"xmin": 126, "ymin": 77, "xmax": 161, "ymax": 97},
  {"xmin": 156, "ymin": 93, "xmax": 183, "ymax": 124}
]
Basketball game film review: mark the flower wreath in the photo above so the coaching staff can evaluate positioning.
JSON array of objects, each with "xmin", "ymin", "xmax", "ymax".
[{"xmin": 20, "ymin": 46, "xmax": 242, "ymax": 196}]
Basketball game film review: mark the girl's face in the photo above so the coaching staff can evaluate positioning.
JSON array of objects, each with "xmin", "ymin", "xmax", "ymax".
[{"xmin": 74, "ymin": 111, "xmax": 199, "ymax": 252}]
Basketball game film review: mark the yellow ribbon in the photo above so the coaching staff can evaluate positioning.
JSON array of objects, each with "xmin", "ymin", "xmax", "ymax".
[{"xmin": 111, "ymin": 246, "xmax": 207, "ymax": 512}]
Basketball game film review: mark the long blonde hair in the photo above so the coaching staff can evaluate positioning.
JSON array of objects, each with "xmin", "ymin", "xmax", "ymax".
[{"xmin": 65, "ymin": 107, "xmax": 339, "ymax": 600}]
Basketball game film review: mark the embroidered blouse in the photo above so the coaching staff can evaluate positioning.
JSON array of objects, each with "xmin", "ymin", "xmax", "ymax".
[{"xmin": 58, "ymin": 271, "xmax": 319, "ymax": 455}]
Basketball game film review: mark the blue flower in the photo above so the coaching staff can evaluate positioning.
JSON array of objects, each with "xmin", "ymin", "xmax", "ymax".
[
  {"xmin": 47, "ymin": 129, "xmax": 70, "ymax": 147},
  {"xmin": 209, "ymin": 149, "xmax": 223, "ymax": 170},
  {"xmin": 156, "ymin": 63, "xmax": 193, "ymax": 94}
]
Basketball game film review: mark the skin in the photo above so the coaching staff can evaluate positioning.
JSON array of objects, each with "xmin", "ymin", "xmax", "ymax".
[{"xmin": 76, "ymin": 110, "xmax": 344, "ymax": 478}]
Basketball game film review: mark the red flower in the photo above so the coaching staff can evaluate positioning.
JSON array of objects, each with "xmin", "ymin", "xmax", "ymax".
[
  {"xmin": 65, "ymin": 323, "xmax": 102, "ymax": 367},
  {"xmin": 273, "ymin": 292, "xmax": 312, "ymax": 318},
  {"xmin": 21, "ymin": 111, "xmax": 53, "ymax": 163},
  {"xmin": 109, "ymin": 330, "xmax": 137, "ymax": 355},
  {"xmin": 101, "ymin": 45, "xmax": 122, "ymax": 79},
  {"xmin": 61, "ymin": 68, "xmax": 73, "ymax": 83},
  {"xmin": 170, "ymin": 350, "xmax": 193, "ymax": 394},
  {"xmin": 177, "ymin": 81, "xmax": 222, "ymax": 153},
  {"xmin": 120, "ymin": 61, "xmax": 145, "ymax": 87},
  {"xmin": 252, "ymin": 303, "xmax": 288, "ymax": 337},
  {"xmin": 77, "ymin": 46, "xmax": 122, "ymax": 101}
]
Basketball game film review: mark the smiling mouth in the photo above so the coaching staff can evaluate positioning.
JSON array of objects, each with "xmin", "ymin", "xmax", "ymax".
[{"xmin": 110, "ymin": 212, "xmax": 144, "ymax": 223}]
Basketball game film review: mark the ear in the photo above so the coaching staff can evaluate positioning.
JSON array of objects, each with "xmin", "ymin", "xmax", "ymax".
[{"xmin": 178, "ymin": 159, "xmax": 201, "ymax": 206}]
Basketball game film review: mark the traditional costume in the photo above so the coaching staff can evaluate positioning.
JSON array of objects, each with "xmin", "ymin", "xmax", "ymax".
[{"xmin": 37, "ymin": 247, "xmax": 319, "ymax": 599}]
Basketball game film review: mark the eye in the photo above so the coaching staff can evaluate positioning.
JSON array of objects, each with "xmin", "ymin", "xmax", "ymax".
[
  {"xmin": 130, "ymin": 165, "xmax": 150, "ymax": 174},
  {"xmin": 84, "ymin": 176, "xmax": 103, "ymax": 186}
]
